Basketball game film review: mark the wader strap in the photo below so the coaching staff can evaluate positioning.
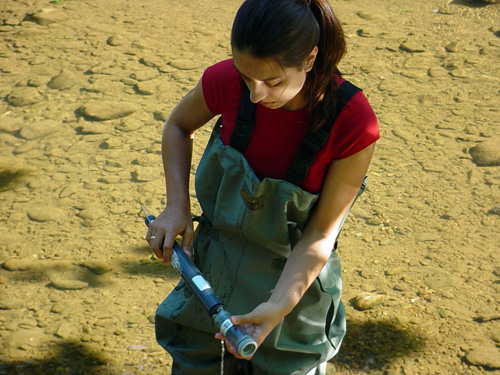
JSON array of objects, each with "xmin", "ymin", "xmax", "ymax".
[
  {"xmin": 229, "ymin": 81, "xmax": 256, "ymax": 153},
  {"xmin": 284, "ymin": 81, "xmax": 361, "ymax": 186}
]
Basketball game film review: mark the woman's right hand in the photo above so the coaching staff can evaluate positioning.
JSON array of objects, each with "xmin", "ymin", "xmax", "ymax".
[{"xmin": 146, "ymin": 205, "xmax": 194, "ymax": 265}]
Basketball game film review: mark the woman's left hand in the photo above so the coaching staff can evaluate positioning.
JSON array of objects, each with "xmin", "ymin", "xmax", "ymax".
[{"xmin": 214, "ymin": 301, "xmax": 285, "ymax": 360}]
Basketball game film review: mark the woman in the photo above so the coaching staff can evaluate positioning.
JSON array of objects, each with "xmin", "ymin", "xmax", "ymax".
[{"xmin": 147, "ymin": 0, "xmax": 379, "ymax": 374}]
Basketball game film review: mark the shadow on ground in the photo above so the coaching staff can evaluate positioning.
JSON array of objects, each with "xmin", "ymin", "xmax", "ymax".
[
  {"xmin": 121, "ymin": 254, "xmax": 179, "ymax": 280},
  {"xmin": 0, "ymin": 341, "xmax": 111, "ymax": 375},
  {"xmin": 0, "ymin": 169, "xmax": 29, "ymax": 192},
  {"xmin": 332, "ymin": 318, "xmax": 426, "ymax": 372},
  {"xmin": 450, "ymin": 0, "xmax": 490, "ymax": 7}
]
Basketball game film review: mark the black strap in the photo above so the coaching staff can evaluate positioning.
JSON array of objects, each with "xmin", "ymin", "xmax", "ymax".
[
  {"xmin": 229, "ymin": 81, "xmax": 256, "ymax": 152},
  {"xmin": 284, "ymin": 81, "xmax": 361, "ymax": 186}
]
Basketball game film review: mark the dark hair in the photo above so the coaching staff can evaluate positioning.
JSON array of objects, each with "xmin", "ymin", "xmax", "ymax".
[{"xmin": 231, "ymin": 0, "xmax": 346, "ymax": 131}]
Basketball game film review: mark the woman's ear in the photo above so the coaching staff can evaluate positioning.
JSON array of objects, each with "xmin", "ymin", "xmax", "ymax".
[{"xmin": 304, "ymin": 46, "xmax": 318, "ymax": 72}]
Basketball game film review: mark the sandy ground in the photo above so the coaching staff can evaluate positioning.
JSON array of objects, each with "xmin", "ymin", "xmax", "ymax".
[{"xmin": 0, "ymin": 0, "xmax": 499, "ymax": 374}]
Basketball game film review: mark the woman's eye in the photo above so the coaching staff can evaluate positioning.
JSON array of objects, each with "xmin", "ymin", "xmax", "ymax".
[{"xmin": 268, "ymin": 81, "xmax": 281, "ymax": 88}]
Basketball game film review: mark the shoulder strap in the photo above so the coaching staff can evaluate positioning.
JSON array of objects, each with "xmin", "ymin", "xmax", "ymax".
[
  {"xmin": 284, "ymin": 80, "xmax": 361, "ymax": 186},
  {"xmin": 229, "ymin": 81, "xmax": 256, "ymax": 153}
]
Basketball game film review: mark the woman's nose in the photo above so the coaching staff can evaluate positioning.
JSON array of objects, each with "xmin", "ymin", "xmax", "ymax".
[{"xmin": 249, "ymin": 82, "xmax": 267, "ymax": 103}]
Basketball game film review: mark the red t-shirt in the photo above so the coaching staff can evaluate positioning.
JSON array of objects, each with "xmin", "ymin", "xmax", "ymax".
[{"xmin": 201, "ymin": 59, "xmax": 379, "ymax": 194}]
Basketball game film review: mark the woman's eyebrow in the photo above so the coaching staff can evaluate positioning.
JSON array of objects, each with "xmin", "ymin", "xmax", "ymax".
[{"xmin": 233, "ymin": 64, "xmax": 282, "ymax": 82}]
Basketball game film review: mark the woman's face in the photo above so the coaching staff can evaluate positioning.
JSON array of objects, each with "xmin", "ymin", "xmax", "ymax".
[{"xmin": 232, "ymin": 48, "xmax": 317, "ymax": 111}]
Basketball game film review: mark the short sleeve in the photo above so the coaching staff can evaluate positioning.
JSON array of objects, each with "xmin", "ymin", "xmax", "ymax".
[{"xmin": 328, "ymin": 91, "xmax": 380, "ymax": 159}]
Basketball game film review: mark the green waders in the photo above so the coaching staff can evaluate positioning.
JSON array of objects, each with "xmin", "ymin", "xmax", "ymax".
[
  {"xmin": 155, "ymin": 129, "xmax": 365, "ymax": 375},
  {"xmin": 156, "ymin": 80, "xmax": 364, "ymax": 375}
]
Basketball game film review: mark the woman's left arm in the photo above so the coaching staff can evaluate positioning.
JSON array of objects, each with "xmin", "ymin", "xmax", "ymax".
[{"xmin": 220, "ymin": 142, "xmax": 376, "ymax": 359}]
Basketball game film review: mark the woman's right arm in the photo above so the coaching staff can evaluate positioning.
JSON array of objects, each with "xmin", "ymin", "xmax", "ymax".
[{"xmin": 147, "ymin": 78, "xmax": 215, "ymax": 265}]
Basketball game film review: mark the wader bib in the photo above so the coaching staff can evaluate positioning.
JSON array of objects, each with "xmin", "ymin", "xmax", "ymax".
[{"xmin": 155, "ymin": 81, "xmax": 364, "ymax": 375}]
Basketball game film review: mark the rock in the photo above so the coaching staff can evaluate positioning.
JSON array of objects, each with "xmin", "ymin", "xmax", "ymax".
[
  {"xmin": 4, "ymin": 329, "xmax": 45, "ymax": 350},
  {"xmin": 55, "ymin": 321, "xmax": 75, "ymax": 339},
  {"xmin": 400, "ymin": 40, "xmax": 426, "ymax": 53},
  {"xmin": 132, "ymin": 167, "xmax": 160, "ymax": 182},
  {"xmin": 0, "ymin": 116, "xmax": 23, "ymax": 133},
  {"xmin": 115, "ymin": 118, "xmax": 143, "ymax": 132},
  {"xmin": 47, "ymin": 71, "xmax": 77, "ymax": 90},
  {"xmin": 6, "ymin": 87, "xmax": 43, "ymax": 107},
  {"xmin": 30, "ymin": 9, "xmax": 69, "ymax": 26},
  {"xmin": 136, "ymin": 80, "xmax": 157, "ymax": 95},
  {"xmin": 80, "ymin": 101, "xmax": 138, "ymax": 121},
  {"xmin": 465, "ymin": 346, "xmax": 500, "ymax": 369},
  {"xmin": 77, "ymin": 208, "xmax": 106, "ymax": 221},
  {"xmin": 356, "ymin": 11, "xmax": 380, "ymax": 21},
  {"xmin": 3, "ymin": 258, "xmax": 37, "ymax": 271},
  {"xmin": 50, "ymin": 278, "xmax": 89, "ymax": 290},
  {"xmin": 130, "ymin": 70, "xmax": 159, "ymax": 81},
  {"xmin": 353, "ymin": 292, "xmax": 385, "ymax": 310},
  {"xmin": 0, "ymin": 298, "xmax": 24, "ymax": 310},
  {"xmin": 470, "ymin": 139, "xmax": 500, "ymax": 166},
  {"xmin": 81, "ymin": 259, "xmax": 112, "ymax": 275},
  {"xmin": 51, "ymin": 299, "xmax": 83, "ymax": 314},
  {"xmin": 445, "ymin": 42, "xmax": 460, "ymax": 53},
  {"xmin": 27, "ymin": 206, "xmax": 65, "ymax": 222},
  {"xmin": 106, "ymin": 35, "xmax": 124, "ymax": 46},
  {"xmin": 386, "ymin": 267, "xmax": 405, "ymax": 276},
  {"xmin": 168, "ymin": 59, "xmax": 202, "ymax": 70},
  {"xmin": 19, "ymin": 120, "xmax": 59, "ymax": 140},
  {"xmin": 424, "ymin": 272, "xmax": 456, "ymax": 289},
  {"xmin": 416, "ymin": 233, "xmax": 440, "ymax": 242},
  {"xmin": 491, "ymin": 329, "xmax": 500, "ymax": 344},
  {"xmin": 366, "ymin": 217, "xmax": 383, "ymax": 226}
]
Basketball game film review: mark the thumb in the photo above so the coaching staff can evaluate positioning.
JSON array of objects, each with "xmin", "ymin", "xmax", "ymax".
[{"xmin": 231, "ymin": 313, "xmax": 255, "ymax": 326}]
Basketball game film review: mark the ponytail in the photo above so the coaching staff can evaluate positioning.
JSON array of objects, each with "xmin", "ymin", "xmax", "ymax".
[
  {"xmin": 307, "ymin": 0, "xmax": 346, "ymax": 130},
  {"xmin": 231, "ymin": 0, "xmax": 346, "ymax": 131}
]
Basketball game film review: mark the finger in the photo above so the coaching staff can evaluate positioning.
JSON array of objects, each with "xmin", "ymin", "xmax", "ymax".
[
  {"xmin": 150, "ymin": 235, "xmax": 164, "ymax": 259},
  {"xmin": 162, "ymin": 235, "xmax": 176, "ymax": 266},
  {"xmin": 181, "ymin": 226, "xmax": 194, "ymax": 257}
]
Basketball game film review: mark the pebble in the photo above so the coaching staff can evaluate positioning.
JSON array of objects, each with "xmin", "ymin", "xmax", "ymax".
[
  {"xmin": 80, "ymin": 101, "xmax": 139, "ymax": 121},
  {"xmin": 132, "ymin": 167, "xmax": 161, "ymax": 182},
  {"xmin": 116, "ymin": 118, "xmax": 144, "ymax": 132},
  {"xmin": 0, "ymin": 116, "xmax": 23, "ymax": 133},
  {"xmin": 6, "ymin": 86, "xmax": 43, "ymax": 107},
  {"xmin": 424, "ymin": 273, "xmax": 456, "ymax": 290},
  {"xmin": 4, "ymin": 328, "xmax": 45, "ymax": 351},
  {"xmin": 352, "ymin": 292, "xmax": 385, "ymax": 310},
  {"xmin": 81, "ymin": 259, "xmax": 112, "ymax": 275},
  {"xmin": 27, "ymin": 206, "xmax": 65, "ymax": 222},
  {"xmin": 491, "ymin": 328, "xmax": 500, "ymax": 343},
  {"xmin": 29, "ymin": 8, "xmax": 69, "ymax": 26},
  {"xmin": 78, "ymin": 208, "xmax": 107, "ymax": 221},
  {"xmin": 51, "ymin": 298, "xmax": 84, "ymax": 315},
  {"xmin": 130, "ymin": 70, "xmax": 159, "ymax": 82},
  {"xmin": 3, "ymin": 258, "xmax": 37, "ymax": 271},
  {"xmin": 416, "ymin": 233, "xmax": 440, "ymax": 242},
  {"xmin": 55, "ymin": 321, "xmax": 75, "ymax": 339},
  {"xmin": 400, "ymin": 40, "xmax": 426, "ymax": 53},
  {"xmin": 469, "ymin": 139, "xmax": 500, "ymax": 166},
  {"xmin": 386, "ymin": 267, "xmax": 405, "ymax": 276},
  {"xmin": 445, "ymin": 42, "xmax": 460, "ymax": 53},
  {"xmin": 356, "ymin": 27, "xmax": 383, "ymax": 38},
  {"xmin": 356, "ymin": 11, "xmax": 380, "ymax": 21},
  {"xmin": 106, "ymin": 35, "xmax": 124, "ymax": 46},
  {"xmin": 50, "ymin": 278, "xmax": 89, "ymax": 290},
  {"xmin": 19, "ymin": 120, "xmax": 59, "ymax": 140},
  {"xmin": 137, "ymin": 80, "xmax": 160, "ymax": 95},
  {"xmin": 465, "ymin": 346, "xmax": 500, "ymax": 369},
  {"xmin": 47, "ymin": 71, "xmax": 77, "ymax": 90},
  {"xmin": 0, "ymin": 298, "xmax": 24, "ymax": 310},
  {"xmin": 168, "ymin": 59, "xmax": 202, "ymax": 70}
]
